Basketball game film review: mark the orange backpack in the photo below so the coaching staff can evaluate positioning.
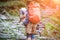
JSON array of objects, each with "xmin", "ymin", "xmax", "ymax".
[{"xmin": 28, "ymin": 1, "xmax": 41, "ymax": 24}]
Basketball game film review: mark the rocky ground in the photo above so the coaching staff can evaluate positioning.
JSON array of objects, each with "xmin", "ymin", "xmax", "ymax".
[
  {"xmin": 0, "ymin": 13, "xmax": 27, "ymax": 40},
  {"xmin": 0, "ymin": 13, "xmax": 55, "ymax": 40}
]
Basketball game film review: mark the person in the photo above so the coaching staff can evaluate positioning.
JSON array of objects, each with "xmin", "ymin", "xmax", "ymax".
[
  {"xmin": 18, "ymin": 7, "xmax": 30, "ymax": 40},
  {"xmin": 26, "ymin": 0, "xmax": 41, "ymax": 40}
]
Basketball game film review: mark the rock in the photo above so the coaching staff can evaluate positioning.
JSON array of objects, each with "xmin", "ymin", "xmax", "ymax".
[
  {"xmin": 0, "ymin": 23, "xmax": 4, "ymax": 27},
  {"xmin": 0, "ymin": 19, "xmax": 2, "ymax": 23},
  {"xmin": 0, "ymin": 15, "xmax": 7, "ymax": 19},
  {"xmin": 0, "ymin": 14, "xmax": 26, "ymax": 40},
  {"xmin": 0, "ymin": 33, "xmax": 13, "ymax": 38},
  {"xmin": 16, "ymin": 33, "xmax": 26, "ymax": 39},
  {"xmin": 11, "ymin": 25, "xmax": 17, "ymax": 29},
  {"xmin": 0, "ymin": 14, "xmax": 13, "ymax": 21}
]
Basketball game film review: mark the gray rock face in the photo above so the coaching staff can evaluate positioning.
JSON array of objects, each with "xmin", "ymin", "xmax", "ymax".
[
  {"xmin": 0, "ymin": 14, "xmax": 26, "ymax": 40},
  {"xmin": 0, "ymin": 12, "xmax": 13, "ymax": 21},
  {"xmin": 0, "ymin": 33, "xmax": 13, "ymax": 38},
  {"xmin": 0, "ymin": 15, "xmax": 7, "ymax": 19}
]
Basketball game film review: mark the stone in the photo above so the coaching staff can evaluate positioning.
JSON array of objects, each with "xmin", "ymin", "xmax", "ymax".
[{"xmin": 0, "ymin": 33, "xmax": 12, "ymax": 38}]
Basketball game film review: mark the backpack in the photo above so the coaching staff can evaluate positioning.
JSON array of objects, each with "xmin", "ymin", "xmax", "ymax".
[{"xmin": 28, "ymin": 1, "xmax": 41, "ymax": 24}]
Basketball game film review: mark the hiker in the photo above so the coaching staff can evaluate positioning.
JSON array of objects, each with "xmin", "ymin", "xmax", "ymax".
[
  {"xmin": 19, "ymin": 7, "xmax": 29, "ymax": 40},
  {"xmin": 26, "ymin": 0, "xmax": 41, "ymax": 40}
]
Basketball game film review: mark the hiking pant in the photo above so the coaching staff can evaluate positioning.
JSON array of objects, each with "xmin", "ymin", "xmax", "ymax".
[{"xmin": 26, "ymin": 22, "xmax": 38, "ymax": 34}]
